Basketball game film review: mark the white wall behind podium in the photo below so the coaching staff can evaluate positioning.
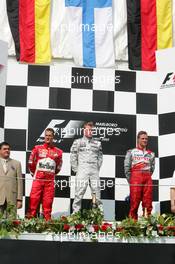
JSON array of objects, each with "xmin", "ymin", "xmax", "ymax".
[
  {"xmin": 156, "ymin": 48, "xmax": 175, "ymax": 202},
  {"xmin": 156, "ymin": 47, "xmax": 175, "ymax": 72},
  {"xmin": 0, "ymin": 40, "xmax": 8, "ymax": 142}
]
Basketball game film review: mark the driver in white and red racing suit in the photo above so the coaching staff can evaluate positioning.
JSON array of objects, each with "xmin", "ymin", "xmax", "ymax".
[
  {"xmin": 27, "ymin": 128, "xmax": 63, "ymax": 220},
  {"xmin": 124, "ymin": 131, "xmax": 155, "ymax": 220}
]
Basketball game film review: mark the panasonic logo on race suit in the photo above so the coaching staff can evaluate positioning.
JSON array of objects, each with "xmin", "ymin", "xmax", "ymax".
[
  {"xmin": 36, "ymin": 119, "xmax": 84, "ymax": 143},
  {"xmin": 36, "ymin": 158, "xmax": 56, "ymax": 173},
  {"xmin": 133, "ymin": 157, "xmax": 150, "ymax": 161}
]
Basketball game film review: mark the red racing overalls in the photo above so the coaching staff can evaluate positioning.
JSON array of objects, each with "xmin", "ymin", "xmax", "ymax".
[
  {"xmin": 27, "ymin": 143, "xmax": 63, "ymax": 220},
  {"xmin": 124, "ymin": 147, "xmax": 155, "ymax": 220}
]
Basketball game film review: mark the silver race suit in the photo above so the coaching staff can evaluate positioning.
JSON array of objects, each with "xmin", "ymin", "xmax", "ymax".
[{"xmin": 70, "ymin": 136, "xmax": 103, "ymax": 212}]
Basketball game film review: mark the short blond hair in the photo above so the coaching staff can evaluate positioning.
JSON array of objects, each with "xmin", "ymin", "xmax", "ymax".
[
  {"xmin": 137, "ymin": 131, "xmax": 148, "ymax": 139},
  {"xmin": 83, "ymin": 121, "xmax": 94, "ymax": 128}
]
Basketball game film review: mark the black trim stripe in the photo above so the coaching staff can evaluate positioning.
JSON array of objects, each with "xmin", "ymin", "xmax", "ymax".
[
  {"xmin": 6, "ymin": 0, "xmax": 20, "ymax": 60},
  {"xmin": 127, "ymin": 0, "xmax": 141, "ymax": 70}
]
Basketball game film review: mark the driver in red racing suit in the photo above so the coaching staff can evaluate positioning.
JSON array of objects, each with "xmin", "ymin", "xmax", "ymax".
[
  {"xmin": 124, "ymin": 131, "xmax": 155, "ymax": 220},
  {"xmin": 27, "ymin": 128, "xmax": 63, "ymax": 220}
]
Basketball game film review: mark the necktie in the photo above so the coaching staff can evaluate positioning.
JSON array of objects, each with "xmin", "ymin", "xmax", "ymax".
[{"xmin": 3, "ymin": 160, "xmax": 7, "ymax": 173}]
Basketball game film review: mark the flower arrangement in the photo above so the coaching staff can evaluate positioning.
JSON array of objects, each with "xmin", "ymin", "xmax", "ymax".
[{"xmin": 1, "ymin": 207, "xmax": 175, "ymax": 241}]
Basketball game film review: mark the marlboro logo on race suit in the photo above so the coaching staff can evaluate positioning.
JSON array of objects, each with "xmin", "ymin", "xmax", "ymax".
[{"xmin": 36, "ymin": 158, "xmax": 56, "ymax": 173}]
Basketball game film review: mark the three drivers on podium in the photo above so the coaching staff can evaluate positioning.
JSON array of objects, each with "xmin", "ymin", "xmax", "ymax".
[{"xmin": 0, "ymin": 123, "xmax": 155, "ymax": 221}]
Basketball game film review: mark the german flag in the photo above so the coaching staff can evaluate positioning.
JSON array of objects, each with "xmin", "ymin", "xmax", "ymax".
[
  {"xmin": 6, "ymin": 0, "xmax": 51, "ymax": 64},
  {"xmin": 127, "ymin": 0, "xmax": 173, "ymax": 71}
]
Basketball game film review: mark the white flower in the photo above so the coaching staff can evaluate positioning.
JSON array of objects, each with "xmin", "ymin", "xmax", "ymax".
[
  {"xmin": 162, "ymin": 214, "xmax": 167, "ymax": 218},
  {"xmin": 87, "ymin": 225, "xmax": 95, "ymax": 233},
  {"xmin": 112, "ymin": 222, "xmax": 116, "ymax": 230},
  {"xmin": 152, "ymin": 230, "xmax": 159, "ymax": 237},
  {"xmin": 70, "ymin": 226, "xmax": 75, "ymax": 232}
]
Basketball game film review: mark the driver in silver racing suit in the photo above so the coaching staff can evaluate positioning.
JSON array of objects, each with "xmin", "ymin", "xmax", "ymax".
[{"xmin": 70, "ymin": 122, "xmax": 103, "ymax": 213}]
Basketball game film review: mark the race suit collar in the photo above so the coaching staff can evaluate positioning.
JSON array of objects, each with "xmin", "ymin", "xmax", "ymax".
[
  {"xmin": 137, "ymin": 145, "xmax": 146, "ymax": 151},
  {"xmin": 83, "ymin": 135, "xmax": 92, "ymax": 141},
  {"xmin": 43, "ymin": 143, "xmax": 54, "ymax": 149}
]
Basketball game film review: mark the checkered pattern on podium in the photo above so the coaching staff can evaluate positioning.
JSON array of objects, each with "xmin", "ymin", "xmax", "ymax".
[{"xmin": 3, "ymin": 62, "xmax": 163, "ymax": 220}]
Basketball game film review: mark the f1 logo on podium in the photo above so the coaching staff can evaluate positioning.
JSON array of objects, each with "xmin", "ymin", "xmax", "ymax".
[{"xmin": 161, "ymin": 72, "xmax": 175, "ymax": 89}]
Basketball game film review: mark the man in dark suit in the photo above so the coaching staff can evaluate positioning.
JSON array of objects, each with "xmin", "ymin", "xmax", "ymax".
[{"xmin": 0, "ymin": 142, "xmax": 23, "ymax": 218}]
